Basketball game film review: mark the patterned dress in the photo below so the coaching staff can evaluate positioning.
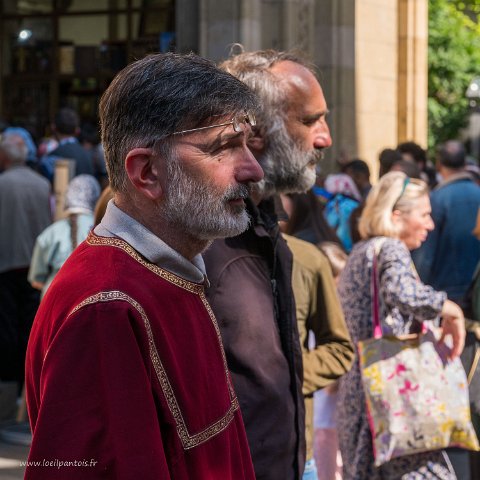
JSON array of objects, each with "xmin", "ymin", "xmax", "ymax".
[{"xmin": 336, "ymin": 237, "xmax": 456, "ymax": 479}]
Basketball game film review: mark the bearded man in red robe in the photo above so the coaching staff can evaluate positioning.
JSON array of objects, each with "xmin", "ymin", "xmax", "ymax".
[{"xmin": 25, "ymin": 53, "xmax": 263, "ymax": 480}]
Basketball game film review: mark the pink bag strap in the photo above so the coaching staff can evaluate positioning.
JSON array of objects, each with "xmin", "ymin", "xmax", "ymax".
[{"xmin": 370, "ymin": 238, "xmax": 385, "ymax": 339}]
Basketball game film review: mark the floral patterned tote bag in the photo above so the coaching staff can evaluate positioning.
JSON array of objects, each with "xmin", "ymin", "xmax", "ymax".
[{"xmin": 358, "ymin": 239, "xmax": 479, "ymax": 466}]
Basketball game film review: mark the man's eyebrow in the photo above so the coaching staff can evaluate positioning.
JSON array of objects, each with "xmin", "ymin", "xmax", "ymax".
[
  {"xmin": 302, "ymin": 110, "xmax": 329, "ymax": 121},
  {"xmin": 219, "ymin": 131, "xmax": 245, "ymax": 143},
  {"xmin": 200, "ymin": 131, "xmax": 245, "ymax": 150}
]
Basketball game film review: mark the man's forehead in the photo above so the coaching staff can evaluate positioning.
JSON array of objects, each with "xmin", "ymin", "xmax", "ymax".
[
  {"xmin": 278, "ymin": 74, "xmax": 327, "ymax": 120},
  {"xmin": 270, "ymin": 61, "xmax": 325, "ymax": 104},
  {"xmin": 270, "ymin": 60, "xmax": 319, "ymax": 88}
]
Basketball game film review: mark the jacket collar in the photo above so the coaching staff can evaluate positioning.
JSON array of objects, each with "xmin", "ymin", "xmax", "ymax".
[
  {"xmin": 434, "ymin": 171, "xmax": 474, "ymax": 190},
  {"xmin": 247, "ymin": 195, "xmax": 286, "ymax": 237}
]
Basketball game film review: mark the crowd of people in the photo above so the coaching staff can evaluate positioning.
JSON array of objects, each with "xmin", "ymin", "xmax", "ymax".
[{"xmin": 0, "ymin": 48, "xmax": 480, "ymax": 480}]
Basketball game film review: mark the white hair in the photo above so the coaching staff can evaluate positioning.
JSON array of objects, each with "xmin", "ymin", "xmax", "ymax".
[{"xmin": 0, "ymin": 133, "xmax": 28, "ymax": 165}]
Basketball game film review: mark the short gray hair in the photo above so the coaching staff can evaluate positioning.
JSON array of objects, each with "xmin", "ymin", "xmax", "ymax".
[
  {"xmin": 220, "ymin": 48, "xmax": 316, "ymax": 139},
  {"xmin": 0, "ymin": 133, "xmax": 28, "ymax": 165},
  {"xmin": 99, "ymin": 52, "xmax": 259, "ymax": 192}
]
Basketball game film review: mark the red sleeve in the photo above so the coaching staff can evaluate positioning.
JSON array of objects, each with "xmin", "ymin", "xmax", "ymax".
[{"xmin": 26, "ymin": 300, "xmax": 171, "ymax": 480}]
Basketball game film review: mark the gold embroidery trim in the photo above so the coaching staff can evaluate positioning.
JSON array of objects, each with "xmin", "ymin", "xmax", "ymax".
[
  {"xmin": 86, "ymin": 231, "xmax": 236, "ymax": 400},
  {"xmin": 68, "ymin": 290, "xmax": 239, "ymax": 450},
  {"xmin": 86, "ymin": 232, "xmax": 203, "ymax": 294}
]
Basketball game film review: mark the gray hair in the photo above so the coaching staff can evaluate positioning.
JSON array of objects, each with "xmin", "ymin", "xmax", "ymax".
[
  {"xmin": 0, "ymin": 133, "xmax": 28, "ymax": 165},
  {"xmin": 99, "ymin": 52, "xmax": 259, "ymax": 192},
  {"xmin": 219, "ymin": 48, "xmax": 316, "ymax": 140}
]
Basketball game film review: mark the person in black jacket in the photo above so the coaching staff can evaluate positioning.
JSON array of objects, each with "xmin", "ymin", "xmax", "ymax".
[
  {"xmin": 203, "ymin": 49, "xmax": 333, "ymax": 480},
  {"xmin": 50, "ymin": 107, "xmax": 94, "ymax": 177}
]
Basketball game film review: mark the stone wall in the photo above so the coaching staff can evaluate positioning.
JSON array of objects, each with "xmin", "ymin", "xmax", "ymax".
[{"xmin": 185, "ymin": 0, "xmax": 428, "ymax": 179}]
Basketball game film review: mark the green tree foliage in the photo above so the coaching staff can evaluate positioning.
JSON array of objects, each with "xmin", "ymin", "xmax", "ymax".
[
  {"xmin": 454, "ymin": 0, "xmax": 480, "ymax": 16},
  {"xmin": 428, "ymin": 0, "xmax": 480, "ymax": 150}
]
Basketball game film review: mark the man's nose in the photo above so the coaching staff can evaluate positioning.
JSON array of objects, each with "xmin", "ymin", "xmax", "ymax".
[
  {"xmin": 236, "ymin": 147, "xmax": 264, "ymax": 184},
  {"xmin": 313, "ymin": 123, "xmax": 332, "ymax": 150}
]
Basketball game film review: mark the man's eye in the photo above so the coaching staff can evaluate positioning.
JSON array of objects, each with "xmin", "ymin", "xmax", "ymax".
[
  {"xmin": 211, "ymin": 144, "xmax": 229, "ymax": 154},
  {"xmin": 302, "ymin": 118, "xmax": 319, "ymax": 126},
  {"xmin": 212, "ymin": 141, "xmax": 243, "ymax": 155}
]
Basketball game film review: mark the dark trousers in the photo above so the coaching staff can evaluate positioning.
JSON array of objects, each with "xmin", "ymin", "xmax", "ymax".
[
  {"xmin": 0, "ymin": 268, "xmax": 40, "ymax": 387},
  {"xmin": 446, "ymin": 448, "xmax": 470, "ymax": 480}
]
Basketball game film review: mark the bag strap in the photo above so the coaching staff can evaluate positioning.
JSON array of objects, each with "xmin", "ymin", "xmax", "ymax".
[
  {"xmin": 371, "ymin": 238, "xmax": 387, "ymax": 339},
  {"xmin": 468, "ymin": 345, "xmax": 480, "ymax": 385}
]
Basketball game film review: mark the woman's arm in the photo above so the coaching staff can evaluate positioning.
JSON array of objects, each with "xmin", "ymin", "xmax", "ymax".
[
  {"xmin": 379, "ymin": 239, "xmax": 465, "ymax": 357},
  {"xmin": 440, "ymin": 299, "xmax": 465, "ymax": 359},
  {"xmin": 379, "ymin": 239, "xmax": 446, "ymax": 320}
]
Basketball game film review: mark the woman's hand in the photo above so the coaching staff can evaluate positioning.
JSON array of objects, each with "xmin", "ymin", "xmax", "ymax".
[{"xmin": 439, "ymin": 299, "xmax": 466, "ymax": 359}]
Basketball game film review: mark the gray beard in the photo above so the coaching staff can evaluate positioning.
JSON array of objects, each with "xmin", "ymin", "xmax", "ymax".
[
  {"xmin": 163, "ymin": 157, "xmax": 251, "ymax": 241},
  {"xmin": 254, "ymin": 123, "xmax": 321, "ymax": 197}
]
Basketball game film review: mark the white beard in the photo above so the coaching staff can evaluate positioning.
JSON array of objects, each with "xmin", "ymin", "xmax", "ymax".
[{"xmin": 163, "ymin": 157, "xmax": 252, "ymax": 240}]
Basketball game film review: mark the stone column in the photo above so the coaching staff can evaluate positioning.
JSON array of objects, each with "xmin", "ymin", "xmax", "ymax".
[
  {"xmin": 397, "ymin": 0, "xmax": 428, "ymax": 146},
  {"xmin": 313, "ymin": 0, "xmax": 356, "ymax": 172},
  {"xmin": 198, "ymin": 0, "xmax": 315, "ymax": 62},
  {"xmin": 240, "ymin": 0, "xmax": 262, "ymax": 51},
  {"xmin": 199, "ymin": 0, "xmax": 241, "ymax": 60},
  {"xmin": 283, "ymin": 0, "xmax": 315, "ymax": 53},
  {"xmin": 176, "ymin": 0, "xmax": 200, "ymax": 54},
  {"xmin": 355, "ymin": 0, "xmax": 399, "ymax": 180},
  {"xmin": 354, "ymin": 0, "xmax": 427, "ymax": 178}
]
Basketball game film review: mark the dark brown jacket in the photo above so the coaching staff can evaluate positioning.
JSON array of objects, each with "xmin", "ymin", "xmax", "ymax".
[{"xmin": 203, "ymin": 198, "xmax": 306, "ymax": 480}]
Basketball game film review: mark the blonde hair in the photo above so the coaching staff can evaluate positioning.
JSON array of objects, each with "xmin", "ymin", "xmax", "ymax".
[{"xmin": 358, "ymin": 171, "xmax": 429, "ymax": 239}]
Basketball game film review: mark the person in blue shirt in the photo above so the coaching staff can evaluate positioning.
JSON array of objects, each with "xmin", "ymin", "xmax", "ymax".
[{"xmin": 413, "ymin": 140, "xmax": 480, "ymax": 305}]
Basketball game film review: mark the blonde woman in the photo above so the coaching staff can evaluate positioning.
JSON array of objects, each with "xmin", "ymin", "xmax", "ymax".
[{"xmin": 336, "ymin": 172, "xmax": 465, "ymax": 479}]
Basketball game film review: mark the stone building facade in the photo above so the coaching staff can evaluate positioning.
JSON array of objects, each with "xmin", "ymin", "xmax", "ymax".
[{"xmin": 1, "ymin": 0, "xmax": 428, "ymax": 176}]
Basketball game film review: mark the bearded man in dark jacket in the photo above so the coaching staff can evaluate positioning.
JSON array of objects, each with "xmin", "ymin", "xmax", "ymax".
[{"xmin": 203, "ymin": 50, "xmax": 333, "ymax": 480}]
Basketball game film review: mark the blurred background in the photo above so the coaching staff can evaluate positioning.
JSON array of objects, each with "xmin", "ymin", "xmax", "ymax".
[{"xmin": 2, "ymin": 0, "xmax": 480, "ymax": 176}]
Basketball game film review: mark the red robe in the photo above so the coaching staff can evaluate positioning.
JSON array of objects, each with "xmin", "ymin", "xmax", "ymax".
[{"xmin": 25, "ymin": 232, "xmax": 255, "ymax": 479}]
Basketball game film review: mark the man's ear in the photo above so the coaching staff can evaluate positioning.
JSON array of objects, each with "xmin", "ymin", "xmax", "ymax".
[
  {"xmin": 124, "ymin": 148, "xmax": 164, "ymax": 200},
  {"xmin": 247, "ymin": 128, "xmax": 265, "ymax": 155}
]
